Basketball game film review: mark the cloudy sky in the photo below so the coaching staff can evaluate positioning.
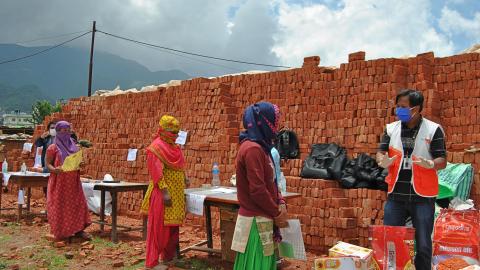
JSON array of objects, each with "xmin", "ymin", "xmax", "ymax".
[{"xmin": 1, "ymin": 0, "xmax": 479, "ymax": 77}]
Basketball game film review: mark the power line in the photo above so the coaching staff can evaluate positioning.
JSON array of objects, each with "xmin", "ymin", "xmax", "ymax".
[
  {"xmin": 97, "ymin": 30, "xmax": 292, "ymax": 69},
  {"xmin": 0, "ymin": 31, "xmax": 91, "ymax": 65},
  {"xmin": 114, "ymin": 36, "xmax": 244, "ymax": 72},
  {"xmin": 10, "ymin": 30, "xmax": 90, "ymax": 44}
]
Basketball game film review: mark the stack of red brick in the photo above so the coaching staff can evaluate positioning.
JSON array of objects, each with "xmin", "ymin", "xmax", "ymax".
[
  {"xmin": 0, "ymin": 138, "xmax": 33, "ymax": 172},
  {"xmin": 24, "ymin": 50, "xmax": 479, "ymax": 251},
  {"xmin": 435, "ymin": 53, "xmax": 480, "ymax": 201},
  {"xmin": 4, "ymin": 148, "xmax": 34, "ymax": 172},
  {"xmin": 285, "ymin": 176, "xmax": 386, "ymax": 252}
]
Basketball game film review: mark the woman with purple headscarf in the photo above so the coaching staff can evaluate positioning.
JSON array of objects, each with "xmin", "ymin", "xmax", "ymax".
[{"xmin": 45, "ymin": 121, "xmax": 91, "ymax": 241}]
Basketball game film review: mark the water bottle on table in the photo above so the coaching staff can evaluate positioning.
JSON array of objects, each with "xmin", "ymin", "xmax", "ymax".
[
  {"xmin": 2, "ymin": 159, "xmax": 7, "ymax": 173},
  {"xmin": 21, "ymin": 162, "xmax": 27, "ymax": 174},
  {"xmin": 212, "ymin": 162, "xmax": 220, "ymax": 187}
]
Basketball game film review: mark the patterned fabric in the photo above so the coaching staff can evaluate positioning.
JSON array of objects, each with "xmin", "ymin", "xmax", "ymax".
[
  {"xmin": 46, "ymin": 144, "xmax": 90, "ymax": 239},
  {"xmin": 232, "ymin": 215, "xmax": 274, "ymax": 256},
  {"xmin": 233, "ymin": 217, "xmax": 276, "ymax": 270},
  {"xmin": 147, "ymin": 139, "xmax": 185, "ymax": 170},
  {"xmin": 162, "ymin": 167, "xmax": 185, "ymax": 225},
  {"xmin": 141, "ymin": 115, "xmax": 185, "ymax": 214},
  {"xmin": 143, "ymin": 153, "xmax": 185, "ymax": 224},
  {"xmin": 144, "ymin": 152, "xmax": 185, "ymax": 268},
  {"xmin": 144, "ymin": 115, "xmax": 186, "ymax": 267},
  {"xmin": 239, "ymin": 102, "xmax": 280, "ymax": 155},
  {"xmin": 238, "ymin": 103, "xmax": 283, "ymax": 244},
  {"xmin": 156, "ymin": 115, "xmax": 181, "ymax": 144}
]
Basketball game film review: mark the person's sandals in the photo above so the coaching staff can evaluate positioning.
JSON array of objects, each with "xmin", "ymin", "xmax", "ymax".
[{"xmin": 75, "ymin": 231, "xmax": 92, "ymax": 240}]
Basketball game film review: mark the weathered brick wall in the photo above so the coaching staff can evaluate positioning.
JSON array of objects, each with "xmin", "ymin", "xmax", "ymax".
[{"xmin": 30, "ymin": 50, "xmax": 480, "ymax": 252}]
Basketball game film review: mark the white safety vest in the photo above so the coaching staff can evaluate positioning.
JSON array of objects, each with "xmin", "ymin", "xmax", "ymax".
[{"xmin": 385, "ymin": 117, "xmax": 442, "ymax": 197}]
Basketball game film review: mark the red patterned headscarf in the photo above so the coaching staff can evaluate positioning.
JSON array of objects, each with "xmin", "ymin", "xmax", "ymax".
[{"xmin": 147, "ymin": 115, "xmax": 185, "ymax": 169}]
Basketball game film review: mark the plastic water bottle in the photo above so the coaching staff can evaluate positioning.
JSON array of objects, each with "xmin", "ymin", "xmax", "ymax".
[
  {"xmin": 212, "ymin": 162, "xmax": 220, "ymax": 187},
  {"xmin": 278, "ymin": 172, "xmax": 287, "ymax": 195},
  {"xmin": 21, "ymin": 162, "xmax": 27, "ymax": 174},
  {"xmin": 2, "ymin": 159, "xmax": 8, "ymax": 173}
]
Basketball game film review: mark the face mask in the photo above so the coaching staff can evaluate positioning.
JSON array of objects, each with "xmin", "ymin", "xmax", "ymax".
[
  {"xmin": 49, "ymin": 129, "xmax": 56, "ymax": 137},
  {"xmin": 395, "ymin": 107, "xmax": 416, "ymax": 123},
  {"xmin": 56, "ymin": 131, "xmax": 71, "ymax": 140}
]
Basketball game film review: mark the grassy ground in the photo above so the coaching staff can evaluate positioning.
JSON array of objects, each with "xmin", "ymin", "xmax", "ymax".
[
  {"xmin": 0, "ymin": 218, "xmax": 227, "ymax": 270},
  {"xmin": 0, "ymin": 195, "xmax": 231, "ymax": 270},
  {"xmin": 0, "ymin": 193, "xmax": 314, "ymax": 270}
]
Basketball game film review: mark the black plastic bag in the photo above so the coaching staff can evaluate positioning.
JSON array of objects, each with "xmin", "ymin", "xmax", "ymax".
[
  {"xmin": 276, "ymin": 129, "xmax": 300, "ymax": 159},
  {"xmin": 340, "ymin": 153, "xmax": 388, "ymax": 190},
  {"xmin": 340, "ymin": 159, "xmax": 357, "ymax": 188},
  {"xmin": 301, "ymin": 143, "xmax": 347, "ymax": 180}
]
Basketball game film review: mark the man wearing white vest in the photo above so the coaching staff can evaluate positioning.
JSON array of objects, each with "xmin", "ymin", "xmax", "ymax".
[{"xmin": 377, "ymin": 89, "xmax": 447, "ymax": 270}]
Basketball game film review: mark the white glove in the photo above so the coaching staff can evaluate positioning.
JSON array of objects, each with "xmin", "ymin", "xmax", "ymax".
[
  {"xmin": 377, "ymin": 154, "xmax": 397, "ymax": 169},
  {"xmin": 413, "ymin": 157, "xmax": 434, "ymax": 169}
]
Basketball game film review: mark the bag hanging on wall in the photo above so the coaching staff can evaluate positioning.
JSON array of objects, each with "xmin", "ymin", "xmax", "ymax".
[{"xmin": 276, "ymin": 129, "xmax": 300, "ymax": 160}]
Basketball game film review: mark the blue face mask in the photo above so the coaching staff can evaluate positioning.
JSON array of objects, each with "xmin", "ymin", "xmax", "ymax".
[{"xmin": 395, "ymin": 107, "xmax": 414, "ymax": 123}]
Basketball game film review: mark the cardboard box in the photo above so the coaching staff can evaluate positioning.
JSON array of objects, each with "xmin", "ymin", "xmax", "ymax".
[
  {"xmin": 329, "ymin": 241, "xmax": 374, "ymax": 269},
  {"xmin": 329, "ymin": 241, "xmax": 373, "ymax": 260},
  {"xmin": 314, "ymin": 257, "xmax": 366, "ymax": 270}
]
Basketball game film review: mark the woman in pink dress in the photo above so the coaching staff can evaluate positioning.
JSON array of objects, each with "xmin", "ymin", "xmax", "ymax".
[
  {"xmin": 45, "ymin": 121, "xmax": 91, "ymax": 241},
  {"xmin": 141, "ymin": 115, "xmax": 186, "ymax": 269}
]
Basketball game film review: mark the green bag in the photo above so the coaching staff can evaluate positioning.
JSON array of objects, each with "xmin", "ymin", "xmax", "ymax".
[{"xmin": 437, "ymin": 163, "xmax": 474, "ymax": 200}]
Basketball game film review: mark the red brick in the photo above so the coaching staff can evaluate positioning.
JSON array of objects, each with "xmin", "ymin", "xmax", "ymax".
[{"xmin": 339, "ymin": 207, "xmax": 356, "ymax": 218}]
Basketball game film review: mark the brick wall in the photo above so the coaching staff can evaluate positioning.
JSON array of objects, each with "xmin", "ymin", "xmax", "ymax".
[{"xmin": 31, "ymin": 50, "xmax": 480, "ymax": 251}]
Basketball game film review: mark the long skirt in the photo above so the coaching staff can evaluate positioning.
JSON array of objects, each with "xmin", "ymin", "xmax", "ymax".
[
  {"xmin": 233, "ymin": 218, "xmax": 276, "ymax": 270},
  {"xmin": 47, "ymin": 171, "xmax": 91, "ymax": 239},
  {"xmin": 145, "ymin": 187, "xmax": 179, "ymax": 268}
]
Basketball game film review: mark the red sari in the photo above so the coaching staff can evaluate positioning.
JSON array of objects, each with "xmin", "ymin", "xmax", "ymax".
[{"xmin": 46, "ymin": 144, "xmax": 91, "ymax": 239}]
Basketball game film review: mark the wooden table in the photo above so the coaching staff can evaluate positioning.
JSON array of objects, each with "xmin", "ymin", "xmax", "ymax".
[
  {"xmin": 181, "ymin": 187, "xmax": 301, "ymax": 258},
  {"xmin": 93, "ymin": 181, "xmax": 149, "ymax": 243},
  {"xmin": 1, "ymin": 172, "xmax": 49, "ymax": 220}
]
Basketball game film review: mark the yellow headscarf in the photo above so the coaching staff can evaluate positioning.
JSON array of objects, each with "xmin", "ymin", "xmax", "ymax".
[
  {"xmin": 155, "ymin": 115, "xmax": 180, "ymax": 145},
  {"xmin": 141, "ymin": 115, "xmax": 184, "ymax": 215}
]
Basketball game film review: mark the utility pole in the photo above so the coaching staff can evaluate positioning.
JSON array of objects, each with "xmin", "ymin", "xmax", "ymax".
[{"xmin": 87, "ymin": 21, "xmax": 96, "ymax": 97}]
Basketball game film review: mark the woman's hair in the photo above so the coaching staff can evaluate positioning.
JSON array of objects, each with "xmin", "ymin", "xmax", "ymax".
[{"xmin": 47, "ymin": 121, "xmax": 57, "ymax": 130}]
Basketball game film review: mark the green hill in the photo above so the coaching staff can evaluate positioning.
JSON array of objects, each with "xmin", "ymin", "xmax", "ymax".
[
  {"xmin": 0, "ymin": 83, "xmax": 51, "ymax": 112},
  {"xmin": 0, "ymin": 44, "xmax": 190, "ymax": 105}
]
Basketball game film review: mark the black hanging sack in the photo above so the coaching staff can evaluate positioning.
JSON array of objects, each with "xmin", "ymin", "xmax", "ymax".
[{"xmin": 276, "ymin": 129, "xmax": 300, "ymax": 159}]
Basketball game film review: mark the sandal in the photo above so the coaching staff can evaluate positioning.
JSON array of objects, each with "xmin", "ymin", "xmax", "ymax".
[{"xmin": 75, "ymin": 231, "xmax": 92, "ymax": 240}]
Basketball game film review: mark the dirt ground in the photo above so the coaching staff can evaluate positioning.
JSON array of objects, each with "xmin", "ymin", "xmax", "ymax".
[{"xmin": 0, "ymin": 192, "xmax": 319, "ymax": 270}]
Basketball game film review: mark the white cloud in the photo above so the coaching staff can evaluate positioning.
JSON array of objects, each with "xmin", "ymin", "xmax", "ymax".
[
  {"xmin": 439, "ymin": 6, "xmax": 480, "ymax": 41},
  {"xmin": 223, "ymin": 0, "xmax": 280, "ymax": 70},
  {"xmin": 0, "ymin": 0, "xmax": 266, "ymax": 76},
  {"xmin": 272, "ymin": 0, "xmax": 455, "ymax": 67},
  {"xmin": 227, "ymin": 22, "xmax": 235, "ymax": 35},
  {"xmin": 1, "ymin": 0, "xmax": 472, "ymax": 76}
]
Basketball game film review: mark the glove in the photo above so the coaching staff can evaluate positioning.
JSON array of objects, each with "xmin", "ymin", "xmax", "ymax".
[
  {"xmin": 377, "ymin": 154, "xmax": 397, "ymax": 169},
  {"xmin": 413, "ymin": 157, "xmax": 434, "ymax": 169}
]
